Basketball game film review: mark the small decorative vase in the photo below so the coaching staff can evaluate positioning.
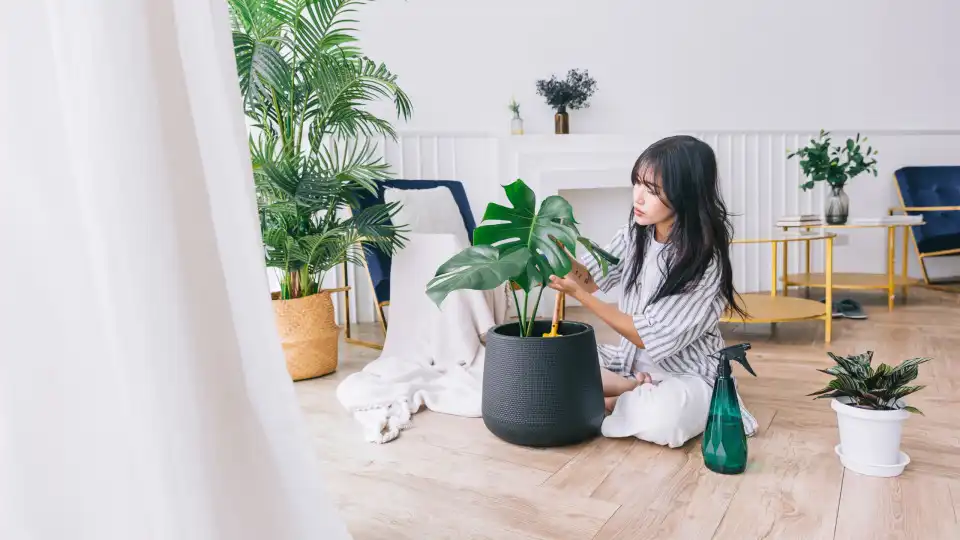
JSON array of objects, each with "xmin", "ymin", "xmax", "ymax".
[
  {"xmin": 554, "ymin": 106, "xmax": 569, "ymax": 134},
  {"xmin": 825, "ymin": 185, "xmax": 850, "ymax": 225},
  {"xmin": 511, "ymin": 112, "xmax": 524, "ymax": 135}
]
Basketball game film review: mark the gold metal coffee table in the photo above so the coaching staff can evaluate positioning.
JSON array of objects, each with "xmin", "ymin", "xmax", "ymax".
[
  {"xmin": 721, "ymin": 231, "xmax": 836, "ymax": 343},
  {"xmin": 779, "ymin": 222, "xmax": 924, "ymax": 311}
]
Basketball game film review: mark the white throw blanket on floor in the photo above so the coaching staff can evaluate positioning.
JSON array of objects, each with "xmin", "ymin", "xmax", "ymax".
[{"xmin": 336, "ymin": 233, "xmax": 511, "ymax": 443}]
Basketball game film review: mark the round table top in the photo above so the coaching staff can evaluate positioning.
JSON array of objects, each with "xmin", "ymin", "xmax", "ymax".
[
  {"xmin": 721, "ymin": 293, "xmax": 827, "ymax": 323},
  {"xmin": 730, "ymin": 231, "xmax": 837, "ymax": 244},
  {"xmin": 779, "ymin": 222, "xmax": 924, "ymax": 229}
]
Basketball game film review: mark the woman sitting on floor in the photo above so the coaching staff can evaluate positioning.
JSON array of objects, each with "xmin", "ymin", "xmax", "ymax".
[{"xmin": 548, "ymin": 135, "xmax": 758, "ymax": 448}]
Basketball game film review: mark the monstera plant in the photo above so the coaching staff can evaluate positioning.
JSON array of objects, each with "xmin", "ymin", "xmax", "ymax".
[{"xmin": 426, "ymin": 179, "xmax": 618, "ymax": 337}]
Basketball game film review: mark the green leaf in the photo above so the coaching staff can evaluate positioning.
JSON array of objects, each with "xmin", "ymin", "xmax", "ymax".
[
  {"xmin": 232, "ymin": 32, "xmax": 291, "ymax": 107},
  {"xmin": 425, "ymin": 245, "xmax": 532, "ymax": 307},
  {"xmin": 807, "ymin": 385, "xmax": 837, "ymax": 397},
  {"xmin": 425, "ymin": 179, "xmax": 615, "ymax": 318},
  {"xmin": 577, "ymin": 236, "xmax": 621, "ymax": 276},
  {"xmin": 892, "ymin": 385, "xmax": 926, "ymax": 400},
  {"xmin": 511, "ymin": 249, "xmax": 552, "ymax": 292},
  {"xmin": 848, "ymin": 350, "xmax": 874, "ymax": 366},
  {"xmin": 811, "ymin": 390, "xmax": 847, "ymax": 401},
  {"xmin": 902, "ymin": 406, "xmax": 924, "ymax": 415},
  {"xmin": 472, "ymin": 179, "xmax": 580, "ymax": 279}
]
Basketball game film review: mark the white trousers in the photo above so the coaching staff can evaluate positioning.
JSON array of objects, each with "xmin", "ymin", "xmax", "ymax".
[{"xmin": 601, "ymin": 371, "xmax": 713, "ymax": 448}]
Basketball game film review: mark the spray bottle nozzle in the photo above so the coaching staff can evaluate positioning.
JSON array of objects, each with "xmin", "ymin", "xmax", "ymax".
[{"xmin": 716, "ymin": 343, "xmax": 756, "ymax": 377}]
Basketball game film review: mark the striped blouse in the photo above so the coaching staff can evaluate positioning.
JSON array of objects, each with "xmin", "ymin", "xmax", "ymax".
[{"xmin": 580, "ymin": 223, "xmax": 758, "ymax": 435}]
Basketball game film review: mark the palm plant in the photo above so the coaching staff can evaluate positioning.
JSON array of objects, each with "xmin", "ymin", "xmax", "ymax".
[
  {"xmin": 228, "ymin": 0, "xmax": 413, "ymax": 299},
  {"xmin": 808, "ymin": 351, "xmax": 931, "ymax": 414}
]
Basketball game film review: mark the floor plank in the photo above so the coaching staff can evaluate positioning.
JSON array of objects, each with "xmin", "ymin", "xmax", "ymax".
[
  {"xmin": 541, "ymin": 437, "xmax": 636, "ymax": 497},
  {"xmin": 300, "ymin": 287, "xmax": 960, "ymax": 539},
  {"xmin": 326, "ymin": 468, "xmax": 619, "ymax": 540},
  {"xmin": 833, "ymin": 470, "xmax": 959, "ymax": 540},
  {"xmin": 712, "ymin": 410, "xmax": 843, "ymax": 540},
  {"xmin": 592, "ymin": 444, "xmax": 742, "ymax": 540}
]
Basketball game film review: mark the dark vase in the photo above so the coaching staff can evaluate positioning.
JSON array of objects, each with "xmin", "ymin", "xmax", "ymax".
[
  {"xmin": 825, "ymin": 185, "xmax": 850, "ymax": 225},
  {"xmin": 481, "ymin": 320, "xmax": 605, "ymax": 447},
  {"xmin": 554, "ymin": 105, "xmax": 569, "ymax": 134}
]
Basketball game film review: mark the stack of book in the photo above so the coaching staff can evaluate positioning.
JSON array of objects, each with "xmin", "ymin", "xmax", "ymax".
[
  {"xmin": 776, "ymin": 214, "xmax": 822, "ymax": 227},
  {"xmin": 848, "ymin": 215, "xmax": 924, "ymax": 225}
]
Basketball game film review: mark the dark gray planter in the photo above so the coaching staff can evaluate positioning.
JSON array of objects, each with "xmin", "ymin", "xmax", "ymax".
[{"xmin": 481, "ymin": 320, "xmax": 605, "ymax": 447}]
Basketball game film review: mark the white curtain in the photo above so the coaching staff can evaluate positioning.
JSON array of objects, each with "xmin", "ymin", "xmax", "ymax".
[{"xmin": 0, "ymin": 1, "xmax": 351, "ymax": 539}]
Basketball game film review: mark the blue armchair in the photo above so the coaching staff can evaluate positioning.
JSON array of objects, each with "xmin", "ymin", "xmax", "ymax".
[
  {"xmin": 343, "ymin": 179, "xmax": 477, "ymax": 348},
  {"xmin": 893, "ymin": 166, "xmax": 960, "ymax": 288}
]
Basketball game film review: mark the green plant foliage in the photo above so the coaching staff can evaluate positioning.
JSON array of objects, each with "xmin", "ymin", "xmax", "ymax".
[
  {"xmin": 808, "ymin": 350, "xmax": 931, "ymax": 414},
  {"xmin": 786, "ymin": 130, "xmax": 878, "ymax": 191},
  {"xmin": 228, "ymin": 0, "xmax": 413, "ymax": 299},
  {"xmin": 535, "ymin": 69, "xmax": 597, "ymax": 113},
  {"xmin": 425, "ymin": 179, "xmax": 619, "ymax": 337}
]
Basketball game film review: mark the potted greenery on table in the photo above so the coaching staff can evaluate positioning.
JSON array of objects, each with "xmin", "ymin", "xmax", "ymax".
[
  {"xmin": 425, "ymin": 178, "xmax": 619, "ymax": 446},
  {"xmin": 786, "ymin": 130, "xmax": 879, "ymax": 224},
  {"xmin": 809, "ymin": 350, "xmax": 931, "ymax": 477},
  {"xmin": 228, "ymin": 0, "xmax": 411, "ymax": 380}
]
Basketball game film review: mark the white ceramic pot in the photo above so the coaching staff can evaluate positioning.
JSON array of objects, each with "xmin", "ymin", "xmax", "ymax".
[{"xmin": 832, "ymin": 398, "xmax": 911, "ymax": 477}]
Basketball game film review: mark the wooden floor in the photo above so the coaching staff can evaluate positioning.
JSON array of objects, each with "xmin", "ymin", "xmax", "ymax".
[{"xmin": 295, "ymin": 288, "xmax": 960, "ymax": 539}]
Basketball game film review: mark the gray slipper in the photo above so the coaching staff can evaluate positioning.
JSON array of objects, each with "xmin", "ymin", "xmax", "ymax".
[
  {"xmin": 838, "ymin": 298, "xmax": 867, "ymax": 319},
  {"xmin": 819, "ymin": 298, "xmax": 843, "ymax": 318}
]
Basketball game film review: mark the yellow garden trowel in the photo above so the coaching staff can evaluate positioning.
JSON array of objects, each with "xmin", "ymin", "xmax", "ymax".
[{"xmin": 542, "ymin": 292, "xmax": 564, "ymax": 337}]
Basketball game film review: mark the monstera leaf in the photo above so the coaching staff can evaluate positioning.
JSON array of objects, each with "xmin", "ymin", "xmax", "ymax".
[
  {"xmin": 425, "ymin": 179, "xmax": 620, "ymax": 313},
  {"xmin": 471, "ymin": 180, "xmax": 580, "ymax": 283},
  {"xmin": 425, "ymin": 245, "xmax": 531, "ymax": 307}
]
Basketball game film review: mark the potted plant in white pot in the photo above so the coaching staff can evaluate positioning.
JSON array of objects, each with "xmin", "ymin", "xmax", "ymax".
[
  {"xmin": 228, "ymin": 0, "xmax": 412, "ymax": 380},
  {"xmin": 425, "ymin": 178, "xmax": 619, "ymax": 447},
  {"xmin": 809, "ymin": 350, "xmax": 931, "ymax": 477}
]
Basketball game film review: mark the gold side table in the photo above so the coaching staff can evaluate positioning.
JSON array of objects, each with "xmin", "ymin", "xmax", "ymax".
[
  {"xmin": 779, "ymin": 222, "xmax": 924, "ymax": 311},
  {"xmin": 721, "ymin": 232, "xmax": 836, "ymax": 343}
]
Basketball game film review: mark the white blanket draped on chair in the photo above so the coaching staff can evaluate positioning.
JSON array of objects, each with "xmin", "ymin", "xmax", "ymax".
[{"xmin": 336, "ymin": 233, "xmax": 512, "ymax": 443}]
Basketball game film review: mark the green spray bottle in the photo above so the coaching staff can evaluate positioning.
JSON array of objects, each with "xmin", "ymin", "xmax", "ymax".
[{"xmin": 702, "ymin": 343, "xmax": 756, "ymax": 475}]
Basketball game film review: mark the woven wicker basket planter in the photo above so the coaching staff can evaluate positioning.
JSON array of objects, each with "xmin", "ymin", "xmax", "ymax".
[
  {"xmin": 272, "ymin": 290, "xmax": 339, "ymax": 381},
  {"xmin": 482, "ymin": 320, "xmax": 605, "ymax": 447}
]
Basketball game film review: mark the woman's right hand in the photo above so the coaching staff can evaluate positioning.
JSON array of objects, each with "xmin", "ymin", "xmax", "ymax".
[{"xmin": 556, "ymin": 243, "xmax": 598, "ymax": 292}]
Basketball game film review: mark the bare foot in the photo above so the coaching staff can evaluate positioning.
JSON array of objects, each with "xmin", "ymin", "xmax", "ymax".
[{"xmin": 633, "ymin": 371, "xmax": 653, "ymax": 385}]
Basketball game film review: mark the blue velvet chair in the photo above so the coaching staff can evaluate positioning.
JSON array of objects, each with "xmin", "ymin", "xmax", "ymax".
[
  {"xmin": 342, "ymin": 179, "xmax": 478, "ymax": 348},
  {"xmin": 893, "ymin": 166, "xmax": 960, "ymax": 288}
]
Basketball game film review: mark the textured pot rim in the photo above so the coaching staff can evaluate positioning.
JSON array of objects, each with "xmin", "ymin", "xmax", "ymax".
[
  {"xmin": 270, "ymin": 290, "xmax": 334, "ymax": 303},
  {"xmin": 831, "ymin": 397, "xmax": 911, "ymax": 421},
  {"xmin": 488, "ymin": 320, "xmax": 593, "ymax": 341}
]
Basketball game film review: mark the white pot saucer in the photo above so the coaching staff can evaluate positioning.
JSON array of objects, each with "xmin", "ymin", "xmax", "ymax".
[{"xmin": 834, "ymin": 444, "xmax": 910, "ymax": 478}]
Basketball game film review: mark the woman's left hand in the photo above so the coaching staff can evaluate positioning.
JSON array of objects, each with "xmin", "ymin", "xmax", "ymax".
[{"xmin": 548, "ymin": 274, "xmax": 585, "ymax": 297}]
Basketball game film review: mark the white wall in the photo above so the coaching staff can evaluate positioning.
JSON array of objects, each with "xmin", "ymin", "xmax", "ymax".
[
  {"xmin": 376, "ymin": 131, "xmax": 960, "ymax": 318},
  {"xmin": 357, "ymin": 0, "xmax": 959, "ymax": 135},
  {"xmin": 338, "ymin": 1, "xmax": 960, "ymax": 321}
]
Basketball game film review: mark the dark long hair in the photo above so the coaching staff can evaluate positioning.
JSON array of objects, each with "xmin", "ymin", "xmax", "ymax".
[{"xmin": 626, "ymin": 135, "xmax": 746, "ymax": 318}]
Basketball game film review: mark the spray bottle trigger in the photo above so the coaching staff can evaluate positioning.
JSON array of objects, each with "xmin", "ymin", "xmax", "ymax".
[
  {"xmin": 734, "ymin": 353, "xmax": 757, "ymax": 377},
  {"xmin": 719, "ymin": 343, "xmax": 756, "ymax": 377}
]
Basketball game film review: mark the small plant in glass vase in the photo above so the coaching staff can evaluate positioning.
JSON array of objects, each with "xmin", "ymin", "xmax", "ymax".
[
  {"xmin": 786, "ymin": 130, "xmax": 878, "ymax": 225},
  {"xmin": 536, "ymin": 69, "xmax": 597, "ymax": 134},
  {"xmin": 809, "ymin": 350, "xmax": 930, "ymax": 477},
  {"xmin": 508, "ymin": 98, "xmax": 523, "ymax": 135}
]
